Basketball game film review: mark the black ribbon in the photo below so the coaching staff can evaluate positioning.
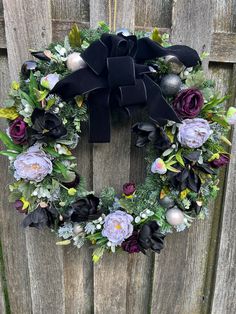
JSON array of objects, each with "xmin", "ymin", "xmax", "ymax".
[{"xmin": 50, "ymin": 33, "xmax": 200, "ymax": 143}]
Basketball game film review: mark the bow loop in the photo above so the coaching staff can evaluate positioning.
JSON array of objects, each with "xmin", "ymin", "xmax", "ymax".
[
  {"xmin": 107, "ymin": 56, "xmax": 135, "ymax": 88},
  {"xmin": 51, "ymin": 32, "xmax": 201, "ymax": 143}
]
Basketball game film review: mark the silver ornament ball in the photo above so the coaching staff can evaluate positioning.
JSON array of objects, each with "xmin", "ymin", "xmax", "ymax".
[
  {"xmin": 115, "ymin": 28, "xmax": 131, "ymax": 37},
  {"xmin": 160, "ymin": 74, "xmax": 182, "ymax": 97},
  {"xmin": 166, "ymin": 207, "xmax": 185, "ymax": 226},
  {"xmin": 159, "ymin": 196, "xmax": 175, "ymax": 209},
  {"xmin": 164, "ymin": 55, "xmax": 185, "ymax": 74},
  {"xmin": 67, "ymin": 52, "xmax": 87, "ymax": 72}
]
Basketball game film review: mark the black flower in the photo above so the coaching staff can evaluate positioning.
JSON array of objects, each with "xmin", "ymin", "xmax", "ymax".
[
  {"xmin": 138, "ymin": 221, "xmax": 165, "ymax": 253},
  {"xmin": 167, "ymin": 151, "xmax": 215, "ymax": 193},
  {"xmin": 69, "ymin": 194, "xmax": 103, "ymax": 222},
  {"xmin": 27, "ymin": 108, "xmax": 67, "ymax": 145},
  {"xmin": 132, "ymin": 122, "xmax": 171, "ymax": 151},
  {"xmin": 22, "ymin": 205, "xmax": 58, "ymax": 229}
]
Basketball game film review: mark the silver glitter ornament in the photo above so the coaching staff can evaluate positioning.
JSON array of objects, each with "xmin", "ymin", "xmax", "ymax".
[
  {"xmin": 67, "ymin": 52, "xmax": 87, "ymax": 72},
  {"xmin": 164, "ymin": 55, "xmax": 185, "ymax": 74},
  {"xmin": 166, "ymin": 207, "xmax": 185, "ymax": 226},
  {"xmin": 115, "ymin": 28, "xmax": 131, "ymax": 37},
  {"xmin": 160, "ymin": 74, "xmax": 182, "ymax": 97},
  {"xmin": 159, "ymin": 196, "xmax": 175, "ymax": 209}
]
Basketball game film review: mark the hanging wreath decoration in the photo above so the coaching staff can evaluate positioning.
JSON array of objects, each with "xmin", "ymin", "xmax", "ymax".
[{"xmin": 0, "ymin": 23, "xmax": 234, "ymax": 261}]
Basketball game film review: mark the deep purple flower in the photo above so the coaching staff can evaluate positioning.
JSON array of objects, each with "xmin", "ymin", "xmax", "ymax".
[
  {"xmin": 178, "ymin": 118, "xmax": 212, "ymax": 148},
  {"xmin": 22, "ymin": 205, "xmax": 58, "ymax": 229},
  {"xmin": 123, "ymin": 182, "xmax": 136, "ymax": 196},
  {"xmin": 173, "ymin": 88, "xmax": 204, "ymax": 119},
  {"xmin": 121, "ymin": 231, "xmax": 141, "ymax": 253},
  {"xmin": 9, "ymin": 117, "xmax": 28, "ymax": 144},
  {"xmin": 102, "ymin": 210, "xmax": 133, "ymax": 245},
  {"xmin": 210, "ymin": 154, "xmax": 230, "ymax": 168},
  {"xmin": 14, "ymin": 200, "xmax": 27, "ymax": 213}
]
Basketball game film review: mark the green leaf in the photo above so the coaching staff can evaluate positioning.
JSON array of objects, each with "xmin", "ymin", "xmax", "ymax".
[
  {"xmin": 98, "ymin": 21, "xmax": 110, "ymax": 32},
  {"xmin": 29, "ymin": 72, "xmax": 40, "ymax": 106},
  {"xmin": 19, "ymin": 90, "xmax": 34, "ymax": 106},
  {"xmin": 53, "ymin": 161, "xmax": 69, "ymax": 179},
  {"xmin": 202, "ymin": 95, "xmax": 230, "ymax": 112},
  {"xmin": 166, "ymin": 164, "xmax": 181, "ymax": 173},
  {"xmin": 34, "ymin": 88, "xmax": 49, "ymax": 101},
  {"xmin": 151, "ymin": 27, "xmax": 162, "ymax": 44},
  {"xmin": 0, "ymin": 150, "xmax": 19, "ymax": 157},
  {"xmin": 0, "ymin": 130, "xmax": 23, "ymax": 152},
  {"xmin": 68, "ymin": 24, "xmax": 82, "ymax": 48},
  {"xmin": 92, "ymin": 246, "xmax": 105, "ymax": 263},
  {"xmin": 211, "ymin": 115, "xmax": 229, "ymax": 128},
  {"xmin": 176, "ymin": 149, "xmax": 185, "ymax": 166}
]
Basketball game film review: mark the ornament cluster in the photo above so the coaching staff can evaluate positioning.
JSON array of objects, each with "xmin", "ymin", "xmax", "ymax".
[{"xmin": 0, "ymin": 23, "xmax": 234, "ymax": 262}]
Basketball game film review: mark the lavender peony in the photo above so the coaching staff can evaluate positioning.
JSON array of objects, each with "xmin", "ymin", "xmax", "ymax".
[
  {"xmin": 102, "ymin": 210, "xmax": 133, "ymax": 245},
  {"xmin": 177, "ymin": 118, "xmax": 212, "ymax": 148},
  {"xmin": 14, "ymin": 145, "xmax": 52, "ymax": 182}
]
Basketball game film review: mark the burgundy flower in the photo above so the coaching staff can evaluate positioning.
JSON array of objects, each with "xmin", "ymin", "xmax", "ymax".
[
  {"xmin": 121, "ymin": 231, "xmax": 141, "ymax": 253},
  {"xmin": 9, "ymin": 117, "xmax": 28, "ymax": 144},
  {"xmin": 123, "ymin": 182, "xmax": 136, "ymax": 196},
  {"xmin": 173, "ymin": 88, "xmax": 204, "ymax": 119},
  {"xmin": 210, "ymin": 154, "xmax": 230, "ymax": 168},
  {"xmin": 14, "ymin": 200, "xmax": 27, "ymax": 214}
]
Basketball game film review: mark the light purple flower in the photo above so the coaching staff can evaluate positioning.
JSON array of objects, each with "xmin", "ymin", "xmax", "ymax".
[
  {"xmin": 177, "ymin": 118, "xmax": 212, "ymax": 148},
  {"xmin": 14, "ymin": 145, "xmax": 52, "ymax": 182},
  {"xmin": 102, "ymin": 210, "xmax": 133, "ymax": 245}
]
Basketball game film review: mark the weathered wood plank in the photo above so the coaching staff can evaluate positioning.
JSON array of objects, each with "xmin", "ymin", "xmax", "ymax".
[
  {"xmin": 151, "ymin": 1, "xmax": 216, "ymax": 313},
  {"xmin": 135, "ymin": 0, "xmax": 173, "ymax": 28},
  {"xmin": 50, "ymin": 2, "xmax": 94, "ymax": 313},
  {"xmin": 51, "ymin": 0, "xmax": 89, "ymax": 22},
  {"xmin": 91, "ymin": 1, "xmax": 135, "ymax": 313},
  {"xmin": 0, "ymin": 17, "xmax": 5, "ymax": 49},
  {"xmin": 210, "ymin": 1, "xmax": 236, "ymax": 312},
  {"xmin": 0, "ymin": 50, "xmax": 9, "ymax": 314},
  {"xmin": 210, "ymin": 32, "xmax": 236, "ymax": 63},
  {"xmin": 3, "ymin": 1, "xmax": 66, "ymax": 313},
  {"xmin": 0, "ymin": 45, "xmax": 32, "ymax": 314}
]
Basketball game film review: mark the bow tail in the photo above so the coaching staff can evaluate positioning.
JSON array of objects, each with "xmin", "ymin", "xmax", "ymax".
[
  {"xmin": 88, "ymin": 89, "xmax": 111, "ymax": 143},
  {"xmin": 143, "ymin": 75, "xmax": 181, "ymax": 125}
]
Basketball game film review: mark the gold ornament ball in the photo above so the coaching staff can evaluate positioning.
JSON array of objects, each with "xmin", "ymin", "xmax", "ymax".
[{"xmin": 67, "ymin": 52, "xmax": 87, "ymax": 72}]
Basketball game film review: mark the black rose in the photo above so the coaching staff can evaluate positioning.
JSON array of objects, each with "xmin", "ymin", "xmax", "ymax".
[
  {"xmin": 69, "ymin": 194, "xmax": 103, "ymax": 222},
  {"xmin": 132, "ymin": 122, "xmax": 171, "ymax": 151},
  {"xmin": 27, "ymin": 108, "xmax": 67, "ymax": 145},
  {"xmin": 138, "ymin": 221, "xmax": 165, "ymax": 253},
  {"xmin": 22, "ymin": 205, "xmax": 58, "ymax": 229}
]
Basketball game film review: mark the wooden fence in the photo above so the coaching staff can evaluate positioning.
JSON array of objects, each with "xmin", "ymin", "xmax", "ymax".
[{"xmin": 0, "ymin": 0, "xmax": 235, "ymax": 313}]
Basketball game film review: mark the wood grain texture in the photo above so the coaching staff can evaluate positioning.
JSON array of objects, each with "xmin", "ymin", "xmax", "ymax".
[
  {"xmin": 210, "ymin": 1, "xmax": 236, "ymax": 312},
  {"xmin": 3, "ymin": 1, "xmax": 66, "ymax": 313},
  {"xmin": 51, "ymin": 1, "xmax": 94, "ymax": 312},
  {"xmin": 51, "ymin": 0, "xmax": 89, "ymax": 21},
  {"xmin": 0, "ymin": 48, "xmax": 32, "ymax": 314},
  {"xmin": 63, "ymin": 127, "xmax": 94, "ymax": 314},
  {"xmin": 135, "ymin": 0, "xmax": 173, "ymax": 28},
  {"xmin": 0, "ymin": 51, "xmax": 9, "ymax": 314},
  {"xmin": 151, "ymin": 1, "xmax": 216, "ymax": 313},
  {"xmin": 3, "ymin": 0, "xmax": 52, "ymax": 80},
  {"xmin": 91, "ymin": 2, "xmax": 135, "ymax": 313},
  {"xmin": 210, "ymin": 32, "xmax": 236, "ymax": 63}
]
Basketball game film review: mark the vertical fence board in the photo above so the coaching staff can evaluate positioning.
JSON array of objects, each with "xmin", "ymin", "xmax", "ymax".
[
  {"xmin": 135, "ymin": 0, "xmax": 172, "ymax": 28},
  {"xmin": 3, "ymin": 1, "xmax": 66, "ymax": 313},
  {"xmin": 1, "ymin": 3, "xmax": 33, "ymax": 312},
  {"xmin": 151, "ymin": 1, "xmax": 216, "ymax": 313},
  {"xmin": 91, "ymin": 1, "xmax": 135, "ymax": 313},
  {"xmin": 50, "ymin": 1, "xmax": 94, "ymax": 313},
  {"xmin": 210, "ymin": 1, "xmax": 236, "ymax": 313},
  {"xmin": 0, "ymin": 51, "xmax": 10, "ymax": 314}
]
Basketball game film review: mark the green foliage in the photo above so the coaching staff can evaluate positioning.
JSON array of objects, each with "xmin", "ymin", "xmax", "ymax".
[
  {"xmin": 68, "ymin": 24, "xmax": 82, "ymax": 48},
  {"xmin": 0, "ymin": 130, "xmax": 23, "ymax": 152},
  {"xmin": 100, "ymin": 187, "xmax": 116, "ymax": 209},
  {"xmin": 151, "ymin": 27, "xmax": 162, "ymax": 44}
]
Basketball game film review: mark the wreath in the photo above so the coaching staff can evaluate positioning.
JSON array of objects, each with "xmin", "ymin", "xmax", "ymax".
[{"xmin": 0, "ymin": 23, "xmax": 234, "ymax": 262}]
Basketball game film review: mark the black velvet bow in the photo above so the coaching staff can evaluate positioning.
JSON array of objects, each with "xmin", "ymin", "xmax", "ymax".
[{"xmin": 51, "ymin": 33, "xmax": 200, "ymax": 143}]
